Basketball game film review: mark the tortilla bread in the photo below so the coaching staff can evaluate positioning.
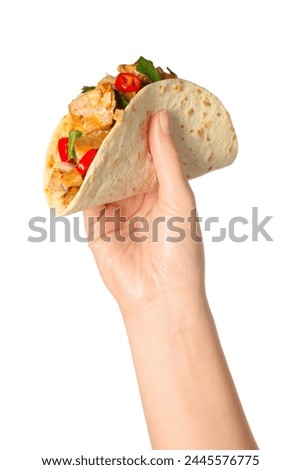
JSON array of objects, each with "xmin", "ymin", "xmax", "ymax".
[{"xmin": 44, "ymin": 79, "xmax": 238, "ymax": 215}]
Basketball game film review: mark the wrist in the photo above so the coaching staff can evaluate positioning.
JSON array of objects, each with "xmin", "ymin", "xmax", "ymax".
[{"xmin": 122, "ymin": 287, "xmax": 210, "ymax": 344}]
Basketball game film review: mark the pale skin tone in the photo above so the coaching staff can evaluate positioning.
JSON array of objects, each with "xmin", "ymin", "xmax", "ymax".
[{"xmin": 84, "ymin": 111, "xmax": 258, "ymax": 450}]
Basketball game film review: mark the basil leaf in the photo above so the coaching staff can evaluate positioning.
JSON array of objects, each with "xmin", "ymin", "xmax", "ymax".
[
  {"xmin": 68, "ymin": 130, "xmax": 82, "ymax": 162},
  {"xmin": 167, "ymin": 67, "xmax": 178, "ymax": 77},
  {"xmin": 114, "ymin": 89, "xmax": 129, "ymax": 109},
  {"xmin": 81, "ymin": 86, "xmax": 96, "ymax": 93},
  {"xmin": 136, "ymin": 56, "xmax": 161, "ymax": 82}
]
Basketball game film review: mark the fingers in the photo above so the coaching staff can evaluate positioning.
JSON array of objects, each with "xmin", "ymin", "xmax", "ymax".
[
  {"xmin": 83, "ymin": 205, "xmax": 106, "ymax": 239},
  {"xmin": 84, "ymin": 110, "xmax": 194, "ymax": 240},
  {"xmin": 84, "ymin": 203, "xmax": 130, "ymax": 246},
  {"xmin": 149, "ymin": 111, "xmax": 193, "ymax": 206}
]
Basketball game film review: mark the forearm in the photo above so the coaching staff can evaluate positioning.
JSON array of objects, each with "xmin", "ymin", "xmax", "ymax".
[{"xmin": 123, "ymin": 291, "xmax": 257, "ymax": 450}]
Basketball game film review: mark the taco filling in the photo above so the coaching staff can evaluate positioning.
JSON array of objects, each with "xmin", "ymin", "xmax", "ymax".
[{"xmin": 46, "ymin": 57, "xmax": 177, "ymax": 208}]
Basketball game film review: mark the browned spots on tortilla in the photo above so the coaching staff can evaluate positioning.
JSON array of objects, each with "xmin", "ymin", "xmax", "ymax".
[
  {"xmin": 181, "ymin": 124, "xmax": 184, "ymax": 129},
  {"xmin": 203, "ymin": 99, "xmax": 211, "ymax": 106},
  {"xmin": 196, "ymin": 89, "xmax": 202, "ymax": 93},
  {"xmin": 229, "ymin": 145, "xmax": 233, "ymax": 154},
  {"xmin": 140, "ymin": 114, "xmax": 152, "ymax": 142},
  {"xmin": 204, "ymin": 121, "xmax": 212, "ymax": 129},
  {"xmin": 186, "ymin": 174, "xmax": 191, "ymax": 178},
  {"xmin": 173, "ymin": 83, "xmax": 183, "ymax": 92},
  {"xmin": 183, "ymin": 161, "xmax": 187, "ymax": 165},
  {"xmin": 184, "ymin": 96, "xmax": 189, "ymax": 101},
  {"xmin": 46, "ymin": 155, "xmax": 55, "ymax": 169},
  {"xmin": 189, "ymin": 147, "xmax": 192, "ymax": 151},
  {"xmin": 137, "ymin": 151, "xmax": 141, "ymax": 160},
  {"xmin": 206, "ymin": 134, "xmax": 211, "ymax": 142},
  {"xmin": 208, "ymin": 152, "xmax": 214, "ymax": 162},
  {"xmin": 112, "ymin": 157, "xmax": 120, "ymax": 166},
  {"xmin": 188, "ymin": 108, "xmax": 194, "ymax": 115},
  {"xmin": 132, "ymin": 187, "xmax": 137, "ymax": 192},
  {"xmin": 197, "ymin": 128, "xmax": 204, "ymax": 138},
  {"xmin": 189, "ymin": 129, "xmax": 194, "ymax": 133},
  {"xmin": 232, "ymin": 134, "xmax": 237, "ymax": 141},
  {"xmin": 159, "ymin": 84, "xmax": 167, "ymax": 92},
  {"xmin": 208, "ymin": 166, "xmax": 212, "ymax": 171},
  {"xmin": 203, "ymin": 112, "xmax": 208, "ymax": 118},
  {"xmin": 131, "ymin": 105, "xmax": 136, "ymax": 112},
  {"xmin": 181, "ymin": 137, "xmax": 185, "ymax": 140},
  {"xmin": 216, "ymin": 112, "xmax": 221, "ymax": 117}
]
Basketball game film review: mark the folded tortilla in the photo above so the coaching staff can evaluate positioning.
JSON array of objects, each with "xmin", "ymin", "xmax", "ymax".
[{"xmin": 44, "ymin": 79, "xmax": 238, "ymax": 215}]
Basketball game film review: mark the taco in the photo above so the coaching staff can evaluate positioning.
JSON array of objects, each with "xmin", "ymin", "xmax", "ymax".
[{"xmin": 44, "ymin": 57, "xmax": 238, "ymax": 216}]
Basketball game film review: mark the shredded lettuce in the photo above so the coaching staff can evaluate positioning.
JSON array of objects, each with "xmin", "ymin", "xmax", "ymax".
[
  {"xmin": 137, "ymin": 56, "xmax": 161, "ymax": 82},
  {"xmin": 68, "ymin": 130, "xmax": 82, "ymax": 162}
]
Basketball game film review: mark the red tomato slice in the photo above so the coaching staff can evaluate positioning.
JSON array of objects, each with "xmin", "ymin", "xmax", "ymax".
[
  {"xmin": 76, "ymin": 149, "xmax": 98, "ymax": 176},
  {"xmin": 115, "ymin": 73, "xmax": 141, "ymax": 93},
  {"xmin": 58, "ymin": 137, "xmax": 69, "ymax": 162}
]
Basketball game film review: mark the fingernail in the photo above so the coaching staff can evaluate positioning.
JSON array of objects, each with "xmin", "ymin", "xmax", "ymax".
[{"xmin": 159, "ymin": 111, "xmax": 170, "ymax": 135}]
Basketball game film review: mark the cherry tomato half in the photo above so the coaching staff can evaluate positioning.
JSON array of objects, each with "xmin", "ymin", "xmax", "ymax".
[{"xmin": 115, "ymin": 73, "xmax": 141, "ymax": 93}]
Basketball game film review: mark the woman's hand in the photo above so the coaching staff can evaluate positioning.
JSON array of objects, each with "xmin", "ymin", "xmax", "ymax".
[
  {"xmin": 84, "ymin": 111, "xmax": 257, "ymax": 450},
  {"xmin": 84, "ymin": 111, "xmax": 205, "ymax": 316}
]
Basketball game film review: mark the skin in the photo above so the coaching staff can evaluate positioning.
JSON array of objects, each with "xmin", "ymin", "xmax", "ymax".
[{"xmin": 84, "ymin": 111, "xmax": 258, "ymax": 450}]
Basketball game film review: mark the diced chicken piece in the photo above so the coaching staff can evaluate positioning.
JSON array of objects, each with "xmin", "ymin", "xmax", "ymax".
[
  {"xmin": 117, "ymin": 63, "xmax": 151, "ymax": 84},
  {"xmin": 113, "ymin": 109, "xmax": 124, "ymax": 122},
  {"xmin": 69, "ymin": 83, "xmax": 116, "ymax": 133},
  {"xmin": 97, "ymin": 82, "xmax": 114, "ymax": 95},
  {"xmin": 61, "ymin": 187, "xmax": 80, "ymax": 207},
  {"xmin": 98, "ymin": 75, "xmax": 115, "ymax": 86},
  {"xmin": 74, "ymin": 129, "xmax": 109, "ymax": 157},
  {"xmin": 48, "ymin": 168, "xmax": 65, "ymax": 191},
  {"xmin": 70, "ymin": 115, "xmax": 84, "ymax": 133},
  {"xmin": 61, "ymin": 169, "xmax": 83, "ymax": 190},
  {"xmin": 48, "ymin": 168, "xmax": 83, "ymax": 195}
]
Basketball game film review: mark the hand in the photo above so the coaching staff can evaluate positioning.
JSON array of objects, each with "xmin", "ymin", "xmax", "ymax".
[
  {"xmin": 84, "ymin": 111, "xmax": 205, "ymax": 316},
  {"xmin": 84, "ymin": 111, "xmax": 258, "ymax": 450}
]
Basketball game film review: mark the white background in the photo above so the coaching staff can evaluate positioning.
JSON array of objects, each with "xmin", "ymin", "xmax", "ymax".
[{"xmin": 1, "ymin": 1, "xmax": 300, "ymax": 468}]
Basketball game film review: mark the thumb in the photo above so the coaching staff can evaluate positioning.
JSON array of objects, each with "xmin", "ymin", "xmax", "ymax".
[{"xmin": 149, "ymin": 111, "xmax": 193, "ymax": 205}]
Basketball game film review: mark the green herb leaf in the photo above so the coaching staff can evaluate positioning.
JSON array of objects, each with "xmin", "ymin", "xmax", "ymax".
[
  {"xmin": 120, "ymin": 94, "xmax": 128, "ymax": 108},
  {"xmin": 81, "ymin": 86, "xmax": 96, "ymax": 93},
  {"xmin": 167, "ymin": 67, "xmax": 178, "ymax": 77},
  {"xmin": 136, "ymin": 56, "xmax": 161, "ymax": 82},
  {"xmin": 114, "ymin": 89, "xmax": 129, "ymax": 109},
  {"xmin": 68, "ymin": 130, "xmax": 82, "ymax": 162}
]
